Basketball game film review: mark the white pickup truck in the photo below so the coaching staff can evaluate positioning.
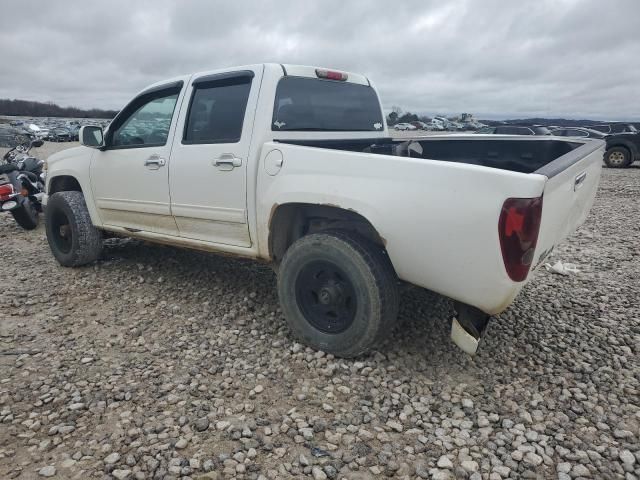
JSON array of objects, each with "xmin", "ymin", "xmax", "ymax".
[{"xmin": 43, "ymin": 64, "xmax": 604, "ymax": 357}]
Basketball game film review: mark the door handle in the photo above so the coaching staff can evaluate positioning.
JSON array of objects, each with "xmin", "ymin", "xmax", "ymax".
[
  {"xmin": 145, "ymin": 155, "xmax": 166, "ymax": 169},
  {"xmin": 213, "ymin": 154, "xmax": 242, "ymax": 170}
]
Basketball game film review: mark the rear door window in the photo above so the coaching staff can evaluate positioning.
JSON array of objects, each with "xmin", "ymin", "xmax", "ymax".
[
  {"xmin": 183, "ymin": 75, "xmax": 252, "ymax": 144},
  {"xmin": 273, "ymin": 77, "xmax": 383, "ymax": 132}
]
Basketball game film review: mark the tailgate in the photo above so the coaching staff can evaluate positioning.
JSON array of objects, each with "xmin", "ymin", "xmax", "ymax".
[{"xmin": 533, "ymin": 139, "xmax": 604, "ymax": 268}]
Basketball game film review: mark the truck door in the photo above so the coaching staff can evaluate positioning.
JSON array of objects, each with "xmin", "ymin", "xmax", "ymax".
[
  {"xmin": 168, "ymin": 67, "xmax": 263, "ymax": 247},
  {"xmin": 90, "ymin": 80, "xmax": 186, "ymax": 235}
]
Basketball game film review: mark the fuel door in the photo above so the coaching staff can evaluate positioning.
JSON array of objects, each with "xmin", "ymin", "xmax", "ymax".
[{"xmin": 264, "ymin": 149, "xmax": 283, "ymax": 176}]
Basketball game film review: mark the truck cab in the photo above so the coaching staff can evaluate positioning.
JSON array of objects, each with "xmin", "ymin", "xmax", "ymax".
[{"xmin": 47, "ymin": 64, "xmax": 387, "ymax": 251}]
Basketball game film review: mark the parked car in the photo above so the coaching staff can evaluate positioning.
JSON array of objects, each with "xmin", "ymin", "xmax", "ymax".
[
  {"xmin": 551, "ymin": 127, "xmax": 640, "ymax": 168},
  {"xmin": 411, "ymin": 121, "xmax": 429, "ymax": 130},
  {"xmin": 48, "ymin": 127, "xmax": 72, "ymax": 142},
  {"xmin": 393, "ymin": 122, "xmax": 416, "ymax": 131},
  {"xmin": 0, "ymin": 126, "xmax": 28, "ymax": 148},
  {"xmin": 43, "ymin": 63, "xmax": 604, "ymax": 358},
  {"xmin": 588, "ymin": 123, "xmax": 637, "ymax": 135},
  {"xmin": 476, "ymin": 125, "xmax": 552, "ymax": 135},
  {"xmin": 67, "ymin": 125, "xmax": 81, "ymax": 141}
]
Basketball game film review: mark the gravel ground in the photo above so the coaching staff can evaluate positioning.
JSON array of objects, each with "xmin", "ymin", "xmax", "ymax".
[{"xmin": 0, "ymin": 142, "xmax": 638, "ymax": 480}]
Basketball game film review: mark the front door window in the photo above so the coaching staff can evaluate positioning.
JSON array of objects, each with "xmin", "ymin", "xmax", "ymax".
[{"xmin": 108, "ymin": 88, "xmax": 180, "ymax": 148}]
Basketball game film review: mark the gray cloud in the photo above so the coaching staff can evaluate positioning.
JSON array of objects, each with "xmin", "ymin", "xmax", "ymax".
[{"xmin": 0, "ymin": 0, "xmax": 638, "ymax": 119}]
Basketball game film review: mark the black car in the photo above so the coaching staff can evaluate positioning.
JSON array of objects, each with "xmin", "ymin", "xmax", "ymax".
[
  {"xmin": 475, "ymin": 125, "xmax": 551, "ymax": 135},
  {"xmin": 550, "ymin": 127, "xmax": 640, "ymax": 168},
  {"xmin": 48, "ymin": 127, "xmax": 72, "ymax": 142}
]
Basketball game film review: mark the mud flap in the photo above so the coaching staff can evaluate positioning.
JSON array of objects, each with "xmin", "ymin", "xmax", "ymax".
[{"xmin": 451, "ymin": 302, "xmax": 491, "ymax": 356}]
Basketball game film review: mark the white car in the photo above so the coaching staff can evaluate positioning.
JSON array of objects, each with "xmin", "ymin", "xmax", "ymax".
[
  {"xmin": 393, "ymin": 122, "xmax": 417, "ymax": 131},
  {"xmin": 43, "ymin": 63, "xmax": 604, "ymax": 357}
]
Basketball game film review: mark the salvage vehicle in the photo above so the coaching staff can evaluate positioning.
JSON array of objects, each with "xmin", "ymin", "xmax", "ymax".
[
  {"xmin": 551, "ymin": 127, "xmax": 640, "ymax": 168},
  {"xmin": 476, "ymin": 125, "xmax": 552, "ymax": 136},
  {"xmin": 42, "ymin": 64, "xmax": 604, "ymax": 357},
  {"xmin": 48, "ymin": 127, "xmax": 72, "ymax": 142},
  {"xmin": 393, "ymin": 122, "xmax": 417, "ymax": 131},
  {"xmin": 588, "ymin": 123, "xmax": 637, "ymax": 135}
]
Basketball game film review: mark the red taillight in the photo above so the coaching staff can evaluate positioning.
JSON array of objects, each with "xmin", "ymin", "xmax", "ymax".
[
  {"xmin": 0, "ymin": 183, "xmax": 14, "ymax": 201},
  {"xmin": 315, "ymin": 68, "xmax": 348, "ymax": 81},
  {"xmin": 498, "ymin": 197, "xmax": 543, "ymax": 282}
]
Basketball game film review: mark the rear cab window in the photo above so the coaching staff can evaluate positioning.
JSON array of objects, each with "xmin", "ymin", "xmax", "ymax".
[{"xmin": 272, "ymin": 77, "xmax": 384, "ymax": 132}]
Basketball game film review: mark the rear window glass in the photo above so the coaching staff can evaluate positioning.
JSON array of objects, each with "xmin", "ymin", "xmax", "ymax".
[
  {"xmin": 184, "ymin": 77, "xmax": 251, "ymax": 144},
  {"xmin": 272, "ymin": 77, "xmax": 383, "ymax": 132}
]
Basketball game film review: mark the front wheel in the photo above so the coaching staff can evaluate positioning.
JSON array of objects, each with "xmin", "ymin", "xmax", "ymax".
[
  {"xmin": 11, "ymin": 200, "xmax": 39, "ymax": 230},
  {"xmin": 277, "ymin": 231, "xmax": 399, "ymax": 358},
  {"xmin": 45, "ymin": 191, "xmax": 103, "ymax": 267},
  {"xmin": 604, "ymin": 147, "xmax": 631, "ymax": 168}
]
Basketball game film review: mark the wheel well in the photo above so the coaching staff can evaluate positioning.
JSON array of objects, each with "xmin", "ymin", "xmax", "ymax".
[
  {"xmin": 49, "ymin": 175, "xmax": 82, "ymax": 195},
  {"xmin": 269, "ymin": 203, "xmax": 386, "ymax": 264},
  {"xmin": 607, "ymin": 144, "xmax": 631, "ymax": 155}
]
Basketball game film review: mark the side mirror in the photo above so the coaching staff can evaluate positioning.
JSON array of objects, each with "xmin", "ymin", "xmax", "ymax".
[
  {"xmin": 80, "ymin": 125, "xmax": 104, "ymax": 148},
  {"xmin": 31, "ymin": 139, "xmax": 44, "ymax": 148}
]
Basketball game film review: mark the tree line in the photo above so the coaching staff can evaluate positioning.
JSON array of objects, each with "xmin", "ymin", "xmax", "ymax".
[{"xmin": 0, "ymin": 99, "xmax": 117, "ymax": 119}]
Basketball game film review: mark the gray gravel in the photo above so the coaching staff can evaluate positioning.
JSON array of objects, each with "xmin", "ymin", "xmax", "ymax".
[{"xmin": 0, "ymin": 142, "xmax": 638, "ymax": 479}]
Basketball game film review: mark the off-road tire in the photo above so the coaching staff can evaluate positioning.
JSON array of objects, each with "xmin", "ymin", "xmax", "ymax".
[
  {"xmin": 604, "ymin": 146, "xmax": 631, "ymax": 168},
  {"xmin": 11, "ymin": 200, "xmax": 39, "ymax": 230},
  {"xmin": 45, "ymin": 191, "xmax": 102, "ymax": 267},
  {"xmin": 278, "ymin": 230, "xmax": 399, "ymax": 358}
]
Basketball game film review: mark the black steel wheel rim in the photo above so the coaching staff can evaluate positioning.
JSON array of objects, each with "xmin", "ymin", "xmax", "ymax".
[
  {"xmin": 51, "ymin": 209, "xmax": 72, "ymax": 254},
  {"xmin": 295, "ymin": 260, "xmax": 357, "ymax": 334}
]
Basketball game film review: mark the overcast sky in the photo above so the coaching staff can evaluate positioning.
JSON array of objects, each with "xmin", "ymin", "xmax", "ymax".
[{"xmin": 1, "ymin": 0, "xmax": 639, "ymax": 120}]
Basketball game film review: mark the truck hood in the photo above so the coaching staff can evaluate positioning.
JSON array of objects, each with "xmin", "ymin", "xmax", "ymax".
[{"xmin": 47, "ymin": 146, "xmax": 90, "ymax": 166}]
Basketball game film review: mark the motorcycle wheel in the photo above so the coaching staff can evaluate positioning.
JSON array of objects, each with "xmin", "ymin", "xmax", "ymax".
[{"xmin": 11, "ymin": 200, "xmax": 39, "ymax": 230}]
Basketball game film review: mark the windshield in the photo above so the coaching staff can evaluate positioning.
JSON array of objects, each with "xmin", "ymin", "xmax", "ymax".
[{"xmin": 272, "ymin": 77, "xmax": 384, "ymax": 132}]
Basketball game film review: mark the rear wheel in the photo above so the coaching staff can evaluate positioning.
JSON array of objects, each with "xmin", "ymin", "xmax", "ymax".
[
  {"xmin": 277, "ymin": 230, "xmax": 399, "ymax": 358},
  {"xmin": 11, "ymin": 200, "xmax": 39, "ymax": 230},
  {"xmin": 45, "ymin": 191, "xmax": 102, "ymax": 267},
  {"xmin": 604, "ymin": 147, "xmax": 631, "ymax": 168}
]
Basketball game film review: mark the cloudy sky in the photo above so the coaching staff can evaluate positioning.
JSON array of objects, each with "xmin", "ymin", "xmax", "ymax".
[{"xmin": 1, "ymin": 0, "xmax": 639, "ymax": 120}]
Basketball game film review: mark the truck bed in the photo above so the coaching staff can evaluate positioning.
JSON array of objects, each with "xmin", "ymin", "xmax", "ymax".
[
  {"xmin": 276, "ymin": 135, "xmax": 584, "ymax": 175},
  {"xmin": 261, "ymin": 135, "xmax": 604, "ymax": 314}
]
